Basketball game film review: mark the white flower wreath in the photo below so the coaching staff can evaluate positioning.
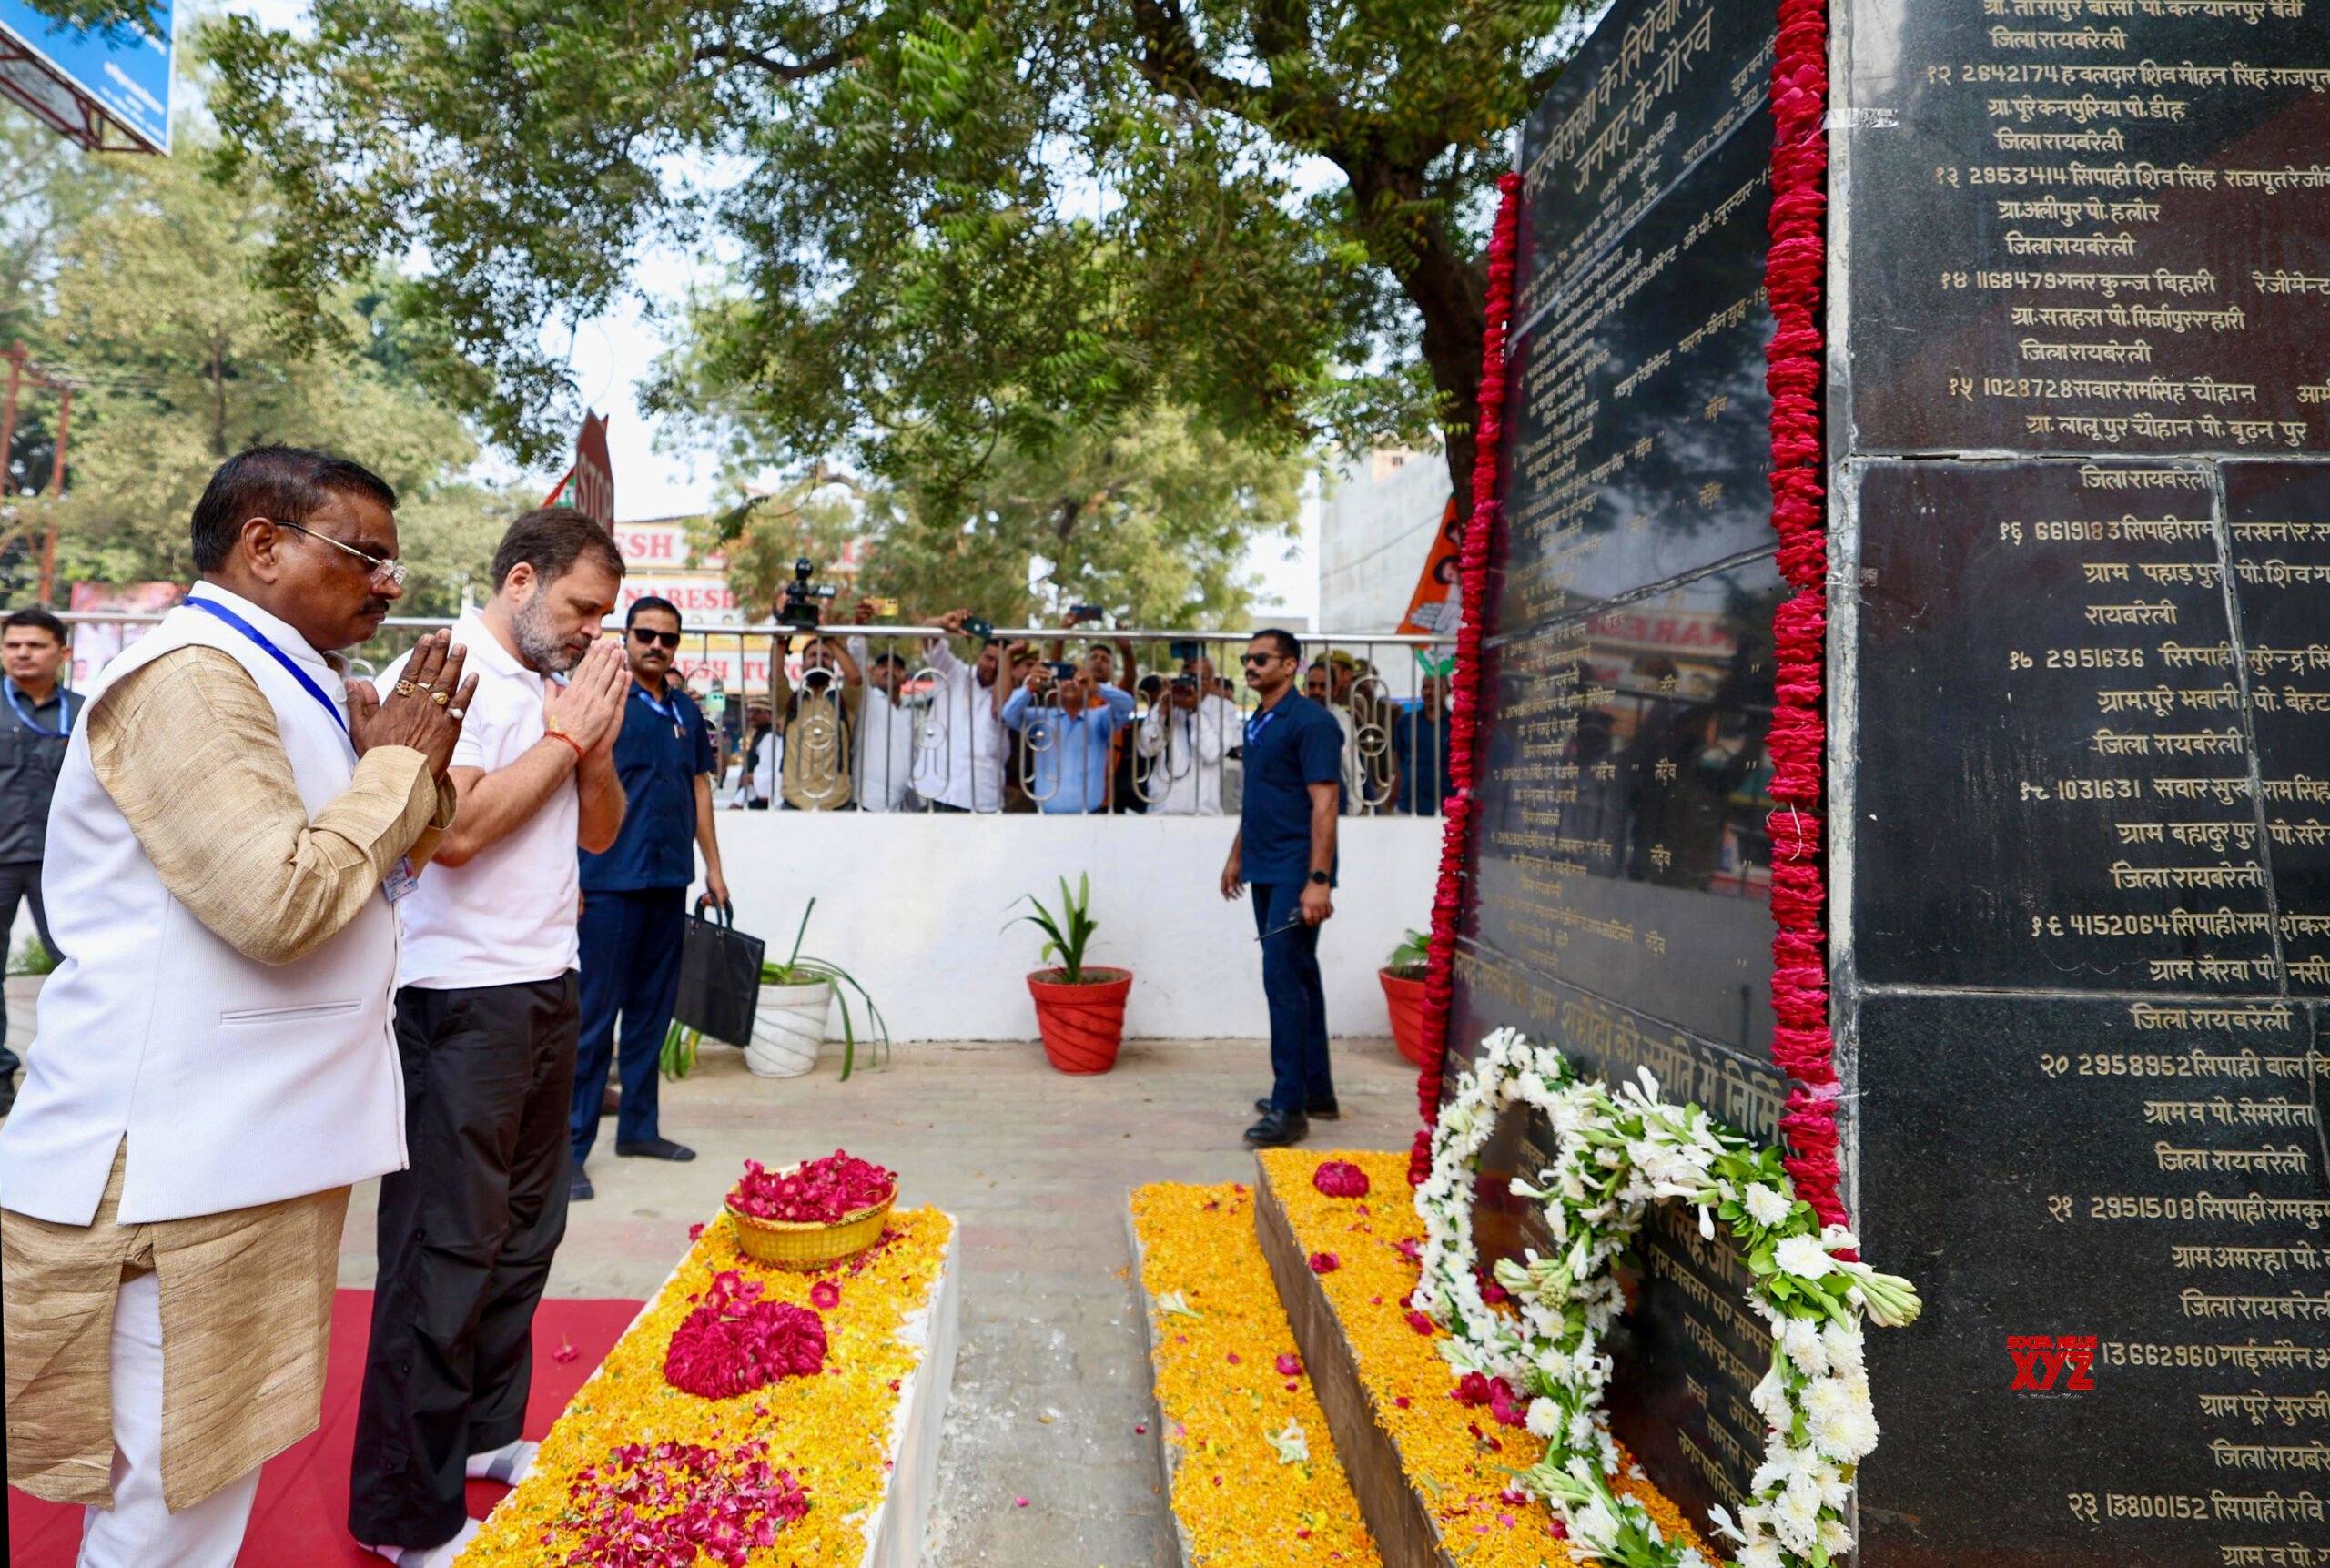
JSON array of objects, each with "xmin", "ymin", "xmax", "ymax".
[{"xmin": 1413, "ymin": 1027, "xmax": 1921, "ymax": 1568}]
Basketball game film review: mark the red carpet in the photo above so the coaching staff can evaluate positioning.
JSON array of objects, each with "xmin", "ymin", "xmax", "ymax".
[{"xmin": 7, "ymin": 1290, "xmax": 643, "ymax": 1566}]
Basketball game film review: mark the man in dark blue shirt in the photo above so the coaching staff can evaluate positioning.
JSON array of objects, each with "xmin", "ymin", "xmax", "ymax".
[
  {"xmin": 0, "ymin": 608, "xmax": 80, "ymax": 1116},
  {"xmin": 569, "ymin": 597, "xmax": 729, "ymax": 1199},
  {"xmin": 1221, "ymin": 628, "xmax": 1343, "ymax": 1147}
]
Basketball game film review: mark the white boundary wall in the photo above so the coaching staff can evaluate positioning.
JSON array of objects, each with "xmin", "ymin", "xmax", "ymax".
[{"xmin": 703, "ymin": 814, "xmax": 1443, "ymax": 1041}]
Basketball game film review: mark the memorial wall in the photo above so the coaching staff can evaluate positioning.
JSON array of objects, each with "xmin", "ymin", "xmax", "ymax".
[
  {"xmin": 1442, "ymin": 0, "xmax": 1792, "ymax": 1528},
  {"xmin": 1444, "ymin": 0, "xmax": 2330, "ymax": 1562},
  {"xmin": 1837, "ymin": 3, "xmax": 2330, "ymax": 1563}
]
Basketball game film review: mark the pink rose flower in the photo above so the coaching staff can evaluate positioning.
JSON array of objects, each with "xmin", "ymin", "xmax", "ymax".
[{"xmin": 1312, "ymin": 1160, "xmax": 1370, "ymax": 1199}]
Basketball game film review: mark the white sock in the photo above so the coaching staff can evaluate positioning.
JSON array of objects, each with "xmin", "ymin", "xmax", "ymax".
[
  {"xmin": 464, "ymin": 1437, "xmax": 538, "ymax": 1485},
  {"xmin": 359, "ymin": 1518, "xmax": 481, "ymax": 1567}
]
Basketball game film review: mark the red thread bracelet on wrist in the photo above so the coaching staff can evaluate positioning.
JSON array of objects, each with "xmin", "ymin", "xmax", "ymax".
[{"xmin": 544, "ymin": 728, "xmax": 587, "ymax": 764}]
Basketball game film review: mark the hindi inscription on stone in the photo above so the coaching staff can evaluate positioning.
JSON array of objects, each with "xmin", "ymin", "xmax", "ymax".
[
  {"xmin": 1856, "ymin": 994, "xmax": 2330, "ymax": 1568},
  {"xmin": 1841, "ymin": 0, "xmax": 2330, "ymax": 456}
]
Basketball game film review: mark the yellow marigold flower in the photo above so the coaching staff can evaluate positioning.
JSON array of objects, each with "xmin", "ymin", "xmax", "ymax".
[
  {"xmin": 1257, "ymin": 1149, "xmax": 1719, "ymax": 1568},
  {"xmin": 456, "ymin": 1209, "xmax": 954, "ymax": 1568}
]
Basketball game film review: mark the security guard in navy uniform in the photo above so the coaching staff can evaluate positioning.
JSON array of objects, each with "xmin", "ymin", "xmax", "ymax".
[
  {"xmin": 567, "ymin": 596, "xmax": 729, "ymax": 1197},
  {"xmin": 0, "ymin": 607, "xmax": 82, "ymax": 1116}
]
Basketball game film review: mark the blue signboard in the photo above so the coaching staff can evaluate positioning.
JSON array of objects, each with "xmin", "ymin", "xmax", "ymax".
[{"xmin": 0, "ymin": 0, "xmax": 173, "ymax": 153}]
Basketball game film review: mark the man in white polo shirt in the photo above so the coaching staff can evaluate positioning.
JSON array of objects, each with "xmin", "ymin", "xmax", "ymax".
[{"xmin": 348, "ymin": 506, "xmax": 629, "ymax": 1566}]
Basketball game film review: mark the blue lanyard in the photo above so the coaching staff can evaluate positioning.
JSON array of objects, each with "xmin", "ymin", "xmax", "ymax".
[
  {"xmin": 185, "ymin": 596, "xmax": 350, "ymax": 739},
  {"xmin": 1244, "ymin": 704, "xmax": 1282, "ymax": 750},
  {"xmin": 5, "ymin": 680, "xmax": 70, "ymax": 738},
  {"xmin": 633, "ymin": 684, "xmax": 685, "ymax": 738}
]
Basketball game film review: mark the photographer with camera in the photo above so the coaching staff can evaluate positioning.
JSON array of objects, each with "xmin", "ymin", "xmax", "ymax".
[
  {"xmin": 1001, "ymin": 652, "xmax": 1134, "ymax": 814},
  {"xmin": 914, "ymin": 607, "xmax": 1009, "ymax": 813},
  {"xmin": 846, "ymin": 599, "xmax": 916, "ymax": 812},
  {"xmin": 769, "ymin": 633, "xmax": 864, "ymax": 811},
  {"xmin": 1137, "ymin": 656, "xmax": 1238, "ymax": 815}
]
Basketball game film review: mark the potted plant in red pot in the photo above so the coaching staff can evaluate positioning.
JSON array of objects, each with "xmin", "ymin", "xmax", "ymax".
[
  {"xmin": 1381, "ymin": 928, "xmax": 1431, "ymax": 1067},
  {"xmin": 1008, "ymin": 874, "xmax": 1130, "ymax": 1074}
]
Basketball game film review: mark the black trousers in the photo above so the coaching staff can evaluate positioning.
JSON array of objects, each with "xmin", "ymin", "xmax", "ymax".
[
  {"xmin": 0, "ymin": 858, "xmax": 56, "ymax": 1080},
  {"xmin": 349, "ymin": 975, "xmax": 578, "ymax": 1546}
]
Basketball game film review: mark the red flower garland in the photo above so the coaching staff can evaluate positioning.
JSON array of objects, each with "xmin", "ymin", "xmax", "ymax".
[
  {"xmin": 1765, "ymin": 0, "xmax": 1854, "ymax": 1248},
  {"xmin": 1410, "ymin": 9, "xmax": 1854, "ymax": 1246},
  {"xmin": 1409, "ymin": 169, "xmax": 1525, "ymax": 1188}
]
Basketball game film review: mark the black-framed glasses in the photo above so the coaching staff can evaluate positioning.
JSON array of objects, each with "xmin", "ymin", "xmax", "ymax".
[
  {"xmin": 1240, "ymin": 652, "xmax": 1283, "ymax": 667},
  {"xmin": 276, "ymin": 521, "xmax": 407, "ymax": 588},
  {"xmin": 631, "ymin": 628, "xmax": 683, "ymax": 649}
]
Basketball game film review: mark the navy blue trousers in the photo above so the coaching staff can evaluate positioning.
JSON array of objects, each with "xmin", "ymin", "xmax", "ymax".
[
  {"xmin": 570, "ymin": 885, "xmax": 687, "ymax": 1162},
  {"xmin": 1253, "ymin": 881, "xmax": 1332, "ymax": 1114}
]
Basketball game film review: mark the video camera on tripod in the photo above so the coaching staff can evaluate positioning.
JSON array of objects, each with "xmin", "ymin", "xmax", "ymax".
[{"xmin": 776, "ymin": 558, "xmax": 836, "ymax": 632}]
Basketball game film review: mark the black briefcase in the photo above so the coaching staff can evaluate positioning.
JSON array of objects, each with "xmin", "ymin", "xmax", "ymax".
[{"xmin": 673, "ymin": 901, "xmax": 765, "ymax": 1048}]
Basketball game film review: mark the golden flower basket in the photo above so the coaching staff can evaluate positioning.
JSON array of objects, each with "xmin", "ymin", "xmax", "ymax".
[{"xmin": 725, "ymin": 1193, "xmax": 895, "ymax": 1271}]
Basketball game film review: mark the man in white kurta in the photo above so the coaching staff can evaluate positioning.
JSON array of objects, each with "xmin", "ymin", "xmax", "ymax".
[{"xmin": 0, "ymin": 446, "xmax": 471, "ymax": 1567}]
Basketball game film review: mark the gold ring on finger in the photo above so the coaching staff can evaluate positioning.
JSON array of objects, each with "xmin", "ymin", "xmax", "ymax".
[
  {"xmin": 395, "ymin": 681, "xmax": 416, "ymax": 697},
  {"xmin": 431, "ymin": 690, "xmax": 450, "ymax": 707}
]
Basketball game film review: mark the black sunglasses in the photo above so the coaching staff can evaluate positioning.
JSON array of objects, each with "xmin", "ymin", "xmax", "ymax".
[
  {"xmin": 1240, "ymin": 652, "xmax": 1283, "ymax": 666},
  {"xmin": 631, "ymin": 628, "xmax": 683, "ymax": 649}
]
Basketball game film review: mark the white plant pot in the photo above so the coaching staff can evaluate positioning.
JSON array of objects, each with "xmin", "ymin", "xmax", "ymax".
[{"xmin": 745, "ymin": 980, "xmax": 835, "ymax": 1078}]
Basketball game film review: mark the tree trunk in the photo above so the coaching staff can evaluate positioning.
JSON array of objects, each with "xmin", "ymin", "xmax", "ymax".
[
  {"xmin": 1345, "ymin": 163, "xmax": 1489, "ymax": 509},
  {"xmin": 209, "ymin": 339, "xmax": 228, "ymax": 459}
]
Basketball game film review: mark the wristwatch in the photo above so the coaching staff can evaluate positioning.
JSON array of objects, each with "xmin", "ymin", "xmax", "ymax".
[{"xmin": 1309, "ymin": 870, "xmax": 1330, "ymax": 885}]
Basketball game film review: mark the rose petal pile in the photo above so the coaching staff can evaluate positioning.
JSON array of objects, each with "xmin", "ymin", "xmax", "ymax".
[
  {"xmin": 1311, "ymin": 1159, "xmax": 1370, "ymax": 1199},
  {"xmin": 728, "ymin": 1150, "xmax": 897, "ymax": 1223},
  {"xmin": 664, "ymin": 1270, "xmax": 828, "ymax": 1399},
  {"xmin": 562, "ymin": 1438, "xmax": 810, "ymax": 1568}
]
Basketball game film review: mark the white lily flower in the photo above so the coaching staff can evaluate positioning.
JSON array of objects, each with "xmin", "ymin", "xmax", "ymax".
[
  {"xmin": 1774, "ymin": 1232, "xmax": 1837, "ymax": 1280},
  {"xmin": 1743, "ymin": 1181, "xmax": 1792, "ymax": 1227}
]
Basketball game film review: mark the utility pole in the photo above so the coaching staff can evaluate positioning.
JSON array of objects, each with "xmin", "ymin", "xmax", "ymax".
[{"xmin": 36, "ymin": 380, "xmax": 72, "ymax": 606}]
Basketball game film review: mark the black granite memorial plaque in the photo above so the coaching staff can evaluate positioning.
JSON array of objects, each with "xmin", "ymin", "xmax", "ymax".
[
  {"xmin": 1499, "ymin": 116, "xmax": 1780, "ymax": 618},
  {"xmin": 1438, "ymin": 0, "xmax": 1787, "ymax": 1537},
  {"xmin": 1829, "ymin": 3, "xmax": 2330, "ymax": 1562},
  {"xmin": 1841, "ymin": 0, "xmax": 2330, "ymax": 457},
  {"xmin": 1514, "ymin": 0, "xmax": 1776, "ymax": 334},
  {"xmin": 1851, "ymin": 457, "xmax": 2282, "ymax": 993},
  {"xmin": 1856, "ymin": 993, "xmax": 2330, "ymax": 1568},
  {"xmin": 1468, "ymin": 559, "xmax": 1785, "ymax": 1051},
  {"xmin": 2224, "ymin": 460, "xmax": 2330, "ymax": 998}
]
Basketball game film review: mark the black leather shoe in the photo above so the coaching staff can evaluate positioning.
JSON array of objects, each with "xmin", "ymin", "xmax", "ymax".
[
  {"xmin": 615, "ymin": 1138, "xmax": 697, "ymax": 1162},
  {"xmin": 1243, "ymin": 1109, "xmax": 1310, "ymax": 1148},
  {"xmin": 1254, "ymin": 1097, "xmax": 1340, "ymax": 1120},
  {"xmin": 569, "ymin": 1168, "xmax": 595, "ymax": 1201}
]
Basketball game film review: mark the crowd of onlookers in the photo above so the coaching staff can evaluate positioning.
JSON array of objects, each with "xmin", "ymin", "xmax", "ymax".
[{"xmin": 722, "ymin": 605, "xmax": 1457, "ymax": 817}]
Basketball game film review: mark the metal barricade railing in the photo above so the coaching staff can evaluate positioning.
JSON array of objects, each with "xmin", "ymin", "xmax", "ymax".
[{"xmin": 53, "ymin": 612, "xmax": 1459, "ymax": 818}]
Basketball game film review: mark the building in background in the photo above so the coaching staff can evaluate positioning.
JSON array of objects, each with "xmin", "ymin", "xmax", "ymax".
[{"xmin": 1315, "ymin": 446, "xmax": 1452, "ymax": 633}]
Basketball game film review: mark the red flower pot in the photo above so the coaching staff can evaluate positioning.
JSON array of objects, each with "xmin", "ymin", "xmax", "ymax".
[
  {"xmin": 1027, "ymin": 968, "xmax": 1131, "ymax": 1074},
  {"xmin": 1381, "ymin": 967, "xmax": 1429, "ymax": 1067}
]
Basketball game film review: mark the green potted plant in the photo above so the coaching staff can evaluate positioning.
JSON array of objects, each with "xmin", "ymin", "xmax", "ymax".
[
  {"xmin": 1381, "ymin": 927, "xmax": 1432, "ymax": 1067},
  {"xmin": 1007, "ymin": 874, "xmax": 1131, "ymax": 1074},
  {"xmin": 661, "ymin": 897, "xmax": 888, "ymax": 1082},
  {"xmin": 5, "ymin": 935, "xmax": 57, "ymax": 1063}
]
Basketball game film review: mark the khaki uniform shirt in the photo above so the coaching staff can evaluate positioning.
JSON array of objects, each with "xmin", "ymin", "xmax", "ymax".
[{"xmin": 3, "ymin": 645, "xmax": 456, "ymax": 1511}]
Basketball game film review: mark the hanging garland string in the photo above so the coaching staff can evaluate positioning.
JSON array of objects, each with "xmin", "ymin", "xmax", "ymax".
[
  {"xmin": 1764, "ymin": 0, "xmax": 1849, "ymax": 1241},
  {"xmin": 1409, "ymin": 168, "xmax": 1522, "ymax": 1188},
  {"xmin": 1411, "ymin": 7, "xmax": 1851, "ymax": 1250},
  {"xmin": 1415, "ymin": 1029, "xmax": 1921, "ymax": 1568}
]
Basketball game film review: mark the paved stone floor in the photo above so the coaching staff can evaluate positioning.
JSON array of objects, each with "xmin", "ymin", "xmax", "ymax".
[{"xmin": 331, "ymin": 1034, "xmax": 1417, "ymax": 1568}]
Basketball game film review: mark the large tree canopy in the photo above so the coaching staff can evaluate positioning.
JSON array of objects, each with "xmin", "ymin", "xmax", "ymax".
[
  {"xmin": 0, "ymin": 107, "xmax": 509, "ymax": 608},
  {"xmin": 202, "ymin": 1, "xmax": 1585, "ymax": 501}
]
